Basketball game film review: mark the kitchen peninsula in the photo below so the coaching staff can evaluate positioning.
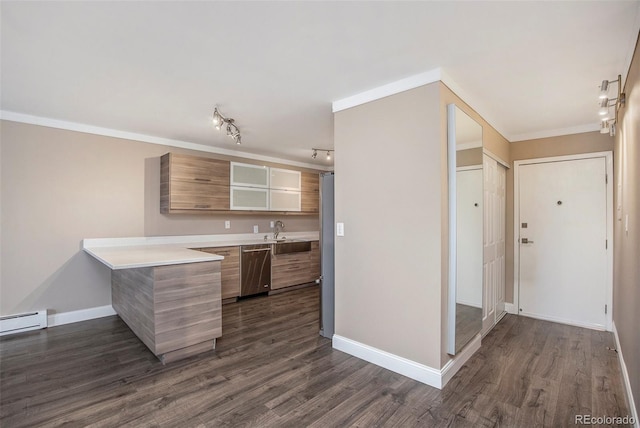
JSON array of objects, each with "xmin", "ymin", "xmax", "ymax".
[{"xmin": 83, "ymin": 232, "xmax": 319, "ymax": 363}]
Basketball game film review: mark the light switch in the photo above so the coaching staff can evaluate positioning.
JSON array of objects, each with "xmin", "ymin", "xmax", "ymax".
[
  {"xmin": 625, "ymin": 214, "xmax": 629, "ymax": 233},
  {"xmin": 336, "ymin": 222, "xmax": 344, "ymax": 237},
  {"xmin": 225, "ymin": 221, "xmax": 231, "ymax": 229},
  {"xmin": 253, "ymin": 225, "xmax": 259, "ymax": 234},
  {"xmin": 270, "ymin": 221, "xmax": 274, "ymax": 228}
]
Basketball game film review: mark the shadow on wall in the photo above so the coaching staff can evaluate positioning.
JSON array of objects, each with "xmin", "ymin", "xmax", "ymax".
[{"xmin": 16, "ymin": 251, "xmax": 112, "ymax": 315}]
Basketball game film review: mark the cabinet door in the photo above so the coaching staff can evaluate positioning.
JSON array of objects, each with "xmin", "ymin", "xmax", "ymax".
[
  {"xmin": 230, "ymin": 187, "xmax": 269, "ymax": 210},
  {"xmin": 308, "ymin": 241, "xmax": 320, "ymax": 281},
  {"xmin": 271, "ymin": 252, "xmax": 312, "ymax": 289},
  {"xmin": 270, "ymin": 190, "xmax": 301, "ymax": 212},
  {"xmin": 168, "ymin": 181, "xmax": 230, "ymax": 211},
  {"xmin": 169, "ymin": 153, "xmax": 229, "ymax": 185},
  {"xmin": 301, "ymin": 172, "xmax": 320, "ymax": 213},
  {"xmin": 230, "ymin": 162, "xmax": 269, "ymax": 188},
  {"xmin": 270, "ymin": 168, "xmax": 301, "ymax": 191},
  {"xmin": 197, "ymin": 246, "xmax": 240, "ymax": 300},
  {"xmin": 161, "ymin": 153, "xmax": 230, "ymax": 212}
]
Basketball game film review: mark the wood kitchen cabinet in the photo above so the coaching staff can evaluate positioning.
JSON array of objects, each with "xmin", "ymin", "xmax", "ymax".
[
  {"xmin": 161, "ymin": 153, "xmax": 230, "ymax": 213},
  {"xmin": 271, "ymin": 240, "xmax": 320, "ymax": 290},
  {"xmin": 111, "ymin": 260, "xmax": 222, "ymax": 364},
  {"xmin": 301, "ymin": 172, "xmax": 320, "ymax": 213},
  {"xmin": 196, "ymin": 246, "xmax": 240, "ymax": 300},
  {"xmin": 161, "ymin": 152, "xmax": 319, "ymax": 215}
]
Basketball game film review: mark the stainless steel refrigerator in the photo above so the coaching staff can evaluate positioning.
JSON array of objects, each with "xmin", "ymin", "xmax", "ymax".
[{"xmin": 319, "ymin": 172, "xmax": 335, "ymax": 338}]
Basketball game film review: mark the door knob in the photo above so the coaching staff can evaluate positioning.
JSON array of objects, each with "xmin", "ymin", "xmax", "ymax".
[{"xmin": 521, "ymin": 238, "xmax": 534, "ymax": 244}]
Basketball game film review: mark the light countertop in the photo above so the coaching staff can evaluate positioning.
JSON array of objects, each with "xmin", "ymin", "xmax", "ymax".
[{"xmin": 83, "ymin": 232, "xmax": 319, "ymax": 270}]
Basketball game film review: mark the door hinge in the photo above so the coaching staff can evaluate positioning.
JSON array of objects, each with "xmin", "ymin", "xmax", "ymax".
[
  {"xmin": 606, "ymin": 174, "xmax": 608, "ymax": 184},
  {"xmin": 605, "ymin": 304, "xmax": 608, "ymax": 314},
  {"xmin": 606, "ymin": 239, "xmax": 608, "ymax": 249}
]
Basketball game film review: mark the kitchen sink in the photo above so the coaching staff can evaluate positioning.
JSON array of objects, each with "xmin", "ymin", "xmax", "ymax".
[{"xmin": 272, "ymin": 240, "xmax": 311, "ymax": 255}]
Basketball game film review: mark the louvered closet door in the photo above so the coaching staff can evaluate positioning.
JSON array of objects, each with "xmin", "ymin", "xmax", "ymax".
[{"xmin": 482, "ymin": 155, "xmax": 506, "ymax": 335}]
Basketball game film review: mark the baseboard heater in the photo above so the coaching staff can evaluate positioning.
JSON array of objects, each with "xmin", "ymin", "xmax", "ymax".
[{"xmin": 0, "ymin": 310, "xmax": 48, "ymax": 336}]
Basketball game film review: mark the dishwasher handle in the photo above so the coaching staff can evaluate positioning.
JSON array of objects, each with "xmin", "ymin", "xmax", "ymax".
[{"xmin": 242, "ymin": 248, "xmax": 272, "ymax": 253}]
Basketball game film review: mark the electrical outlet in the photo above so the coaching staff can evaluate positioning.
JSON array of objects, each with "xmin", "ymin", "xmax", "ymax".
[
  {"xmin": 253, "ymin": 225, "xmax": 259, "ymax": 234},
  {"xmin": 270, "ymin": 221, "xmax": 274, "ymax": 228},
  {"xmin": 336, "ymin": 222, "xmax": 344, "ymax": 236},
  {"xmin": 225, "ymin": 221, "xmax": 231, "ymax": 229}
]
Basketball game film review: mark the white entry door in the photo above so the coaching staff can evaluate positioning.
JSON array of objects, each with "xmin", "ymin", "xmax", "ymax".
[
  {"xmin": 518, "ymin": 157, "xmax": 609, "ymax": 330},
  {"xmin": 483, "ymin": 155, "xmax": 506, "ymax": 335},
  {"xmin": 456, "ymin": 168, "xmax": 483, "ymax": 309}
]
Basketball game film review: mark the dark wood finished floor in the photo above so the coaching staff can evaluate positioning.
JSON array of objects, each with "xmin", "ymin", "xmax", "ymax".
[{"xmin": 0, "ymin": 286, "xmax": 632, "ymax": 427}]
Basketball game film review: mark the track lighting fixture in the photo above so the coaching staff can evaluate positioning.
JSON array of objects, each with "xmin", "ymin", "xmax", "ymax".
[
  {"xmin": 311, "ymin": 148, "xmax": 334, "ymax": 161},
  {"xmin": 596, "ymin": 75, "xmax": 625, "ymax": 136},
  {"xmin": 212, "ymin": 107, "xmax": 242, "ymax": 145}
]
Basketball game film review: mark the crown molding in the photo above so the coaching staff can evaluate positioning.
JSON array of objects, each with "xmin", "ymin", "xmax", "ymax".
[
  {"xmin": 0, "ymin": 110, "xmax": 329, "ymax": 171},
  {"xmin": 509, "ymin": 123, "xmax": 601, "ymax": 142},
  {"xmin": 332, "ymin": 68, "xmax": 443, "ymax": 112}
]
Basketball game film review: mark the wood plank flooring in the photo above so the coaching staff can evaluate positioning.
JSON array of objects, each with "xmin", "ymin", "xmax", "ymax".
[{"xmin": 0, "ymin": 286, "xmax": 632, "ymax": 427}]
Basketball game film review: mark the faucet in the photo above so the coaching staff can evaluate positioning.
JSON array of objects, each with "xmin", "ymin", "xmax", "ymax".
[{"xmin": 273, "ymin": 220, "xmax": 285, "ymax": 239}]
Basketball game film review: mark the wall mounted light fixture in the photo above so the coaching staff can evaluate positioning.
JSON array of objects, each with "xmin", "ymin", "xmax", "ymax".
[
  {"xmin": 212, "ymin": 107, "xmax": 242, "ymax": 144},
  {"xmin": 597, "ymin": 75, "xmax": 625, "ymax": 136},
  {"xmin": 312, "ymin": 148, "xmax": 334, "ymax": 160}
]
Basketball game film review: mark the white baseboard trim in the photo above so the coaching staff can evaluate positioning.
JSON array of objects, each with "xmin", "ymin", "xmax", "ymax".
[
  {"xmin": 504, "ymin": 302, "xmax": 517, "ymax": 314},
  {"xmin": 519, "ymin": 311, "xmax": 606, "ymax": 332},
  {"xmin": 612, "ymin": 321, "xmax": 639, "ymax": 428},
  {"xmin": 332, "ymin": 334, "xmax": 481, "ymax": 389},
  {"xmin": 48, "ymin": 305, "xmax": 117, "ymax": 327}
]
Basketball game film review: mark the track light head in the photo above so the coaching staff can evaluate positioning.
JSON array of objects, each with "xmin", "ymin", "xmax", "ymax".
[
  {"xmin": 212, "ymin": 108, "xmax": 223, "ymax": 130},
  {"xmin": 598, "ymin": 98, "xmax": 609, "ymax": 116},
  {"xmin": 599, "ymin": 80, "xmax": 609, "ymax": 99},
  {"xmin": 212, "ymin": 107, "xmax": 242, "ymax": 144},
  {"xmin": 311, "ymin": 148, "xmax": 333, "ymax": 161}
]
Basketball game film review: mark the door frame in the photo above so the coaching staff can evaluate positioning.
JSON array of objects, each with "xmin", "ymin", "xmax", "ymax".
[{"xmin": 513, "ymin": 151, "xmax": 613, "ymax": 331}]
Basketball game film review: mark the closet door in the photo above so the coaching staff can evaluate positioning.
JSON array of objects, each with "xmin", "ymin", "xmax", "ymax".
[{"xmin": 482, "ymin": 155, "xmax": 506, "ymax": 335}]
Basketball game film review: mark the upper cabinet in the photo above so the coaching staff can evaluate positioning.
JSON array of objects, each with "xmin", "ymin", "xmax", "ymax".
[
  {"xmin": 160, "ymin": 154, "xmax": 319, "ymax": 214},
  {"xmin": 160, "ymin": 153, "xmax": 230, "ymax": 213}
]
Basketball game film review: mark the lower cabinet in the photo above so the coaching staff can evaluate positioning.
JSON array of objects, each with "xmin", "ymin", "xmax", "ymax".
[
  {"xmin": 196, "ymin": 246, "xmax": 240, "ymax": 300},
  {"xmin": 272, "ymin": 241, "xmax": 320, "ymax": 290},
  {"xmin": 111, "ymin": 261, "xmax": 222, "ymax": 364},
  {"xmin": 197, "ymin": 241, "xmax": 319, "ymax": 297}
]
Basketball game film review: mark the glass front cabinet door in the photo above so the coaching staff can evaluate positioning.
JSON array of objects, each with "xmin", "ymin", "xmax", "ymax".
[{"xmin": 230, "ymin": 162, "xmax": 270, "ymax": 188}]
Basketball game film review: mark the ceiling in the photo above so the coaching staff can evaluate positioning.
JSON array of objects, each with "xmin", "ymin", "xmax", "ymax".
[{"xmin": 2, "ymin": 1, "xmax": 639, "ymax": 167}]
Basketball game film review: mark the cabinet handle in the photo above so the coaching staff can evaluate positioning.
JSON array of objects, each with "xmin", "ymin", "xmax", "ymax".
[
  {"xmin": 194, "ymin": 204, "xmax": 211, "ymax": 208},
  {"xmin": 194, "ymin": 178, "xmax": 211, "ymax": 182}
]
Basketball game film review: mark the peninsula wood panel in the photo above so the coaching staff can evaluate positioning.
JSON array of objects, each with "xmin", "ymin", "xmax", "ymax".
[
  {"xmin": 196, "ymin": 246, "xmax": 240, "ymax": 299},
  {"xmin": 111, "ymin": 267, "xmax": 156, "ymax": 352},
  {"xmin": 110, "ymin": 261, "xmax": 222, "ymax": 362},
  {"xmin": 161, "ymin": 152, "xmax": 230, "ymax": 213}
]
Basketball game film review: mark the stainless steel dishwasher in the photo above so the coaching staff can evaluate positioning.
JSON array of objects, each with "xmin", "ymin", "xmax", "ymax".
[{"xmin": 240, "ymin": 244, "xmax": 272, "ymax": 296}]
